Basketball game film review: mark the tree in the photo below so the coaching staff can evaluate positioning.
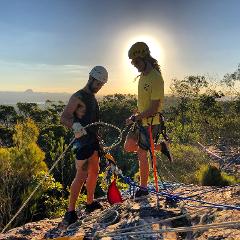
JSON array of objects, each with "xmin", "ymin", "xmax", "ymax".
[
  {"xmin": 222, "ymin": 63, "xmax": 240, "ymax": 97},
  {"xmin": 0, "ymin": 105, "xmax": 17, "ymax": 128},
  {"xmin": 0, "ymin": 127, "xmax": 14, "ymax": 147},
  {"xmin": 45, "ymin": 100, "xmax": 65, "ymax": 125},
  {"xmin": 17, "ymin": 102, "xmax": 39, "ymax": 118},
  {"xmin": 0, "ymin": 119, "xmax": 48, "ymax": 230},
  {"xmin": 169, "ymin": 75, "xmax": 225, "ymax": 144}
]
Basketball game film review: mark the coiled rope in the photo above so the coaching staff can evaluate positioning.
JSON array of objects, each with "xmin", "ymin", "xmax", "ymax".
[
  {"xmin": 122, "ymin": 177, "xmax": 240, "ymax": 211},
  {"xmin": 96, "ymin": 220, "xmax": 240, "ymax": 238}
]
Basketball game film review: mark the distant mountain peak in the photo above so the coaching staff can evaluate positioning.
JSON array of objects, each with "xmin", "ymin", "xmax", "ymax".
[{"xmin": 25, "ymin": 89, "xmax": 34, "ymax": 93}]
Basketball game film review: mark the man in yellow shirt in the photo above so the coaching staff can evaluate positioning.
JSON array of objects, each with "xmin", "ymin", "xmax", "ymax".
[{"xmin": 124, "ymin": 42, "xmax": 172, "ymax": 198}]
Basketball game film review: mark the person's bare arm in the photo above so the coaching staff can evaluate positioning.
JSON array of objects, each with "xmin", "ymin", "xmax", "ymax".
[{"xmin": 61, "ymin": 96, "xmax": 82, "ymax": 128}]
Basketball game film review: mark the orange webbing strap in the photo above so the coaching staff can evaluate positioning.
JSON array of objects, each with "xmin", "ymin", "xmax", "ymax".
[{"xmin": 148, "ymin": 125, "xmax": 159, "ymax": 192}]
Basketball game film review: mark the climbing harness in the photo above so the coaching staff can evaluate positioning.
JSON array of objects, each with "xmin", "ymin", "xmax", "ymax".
[{"xmin": 158, "ymin": 113, "xmax": 170, "ymax": 142}]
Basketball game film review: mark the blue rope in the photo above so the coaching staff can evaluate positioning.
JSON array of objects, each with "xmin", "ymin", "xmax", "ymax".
[{"xmin": 121, "ymin": 176, "xmax": 240, "ymax": 211}]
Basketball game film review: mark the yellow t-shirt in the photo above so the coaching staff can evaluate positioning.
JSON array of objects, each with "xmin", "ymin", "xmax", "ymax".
[{"xmin": 138, "ymin": 68, "xmax": 164, "ymax": 126}]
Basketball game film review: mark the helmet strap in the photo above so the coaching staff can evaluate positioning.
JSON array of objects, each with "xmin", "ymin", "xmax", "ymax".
[{"xmin": 87, "ymin": 78, "xmax": 95, "ymax": 93}]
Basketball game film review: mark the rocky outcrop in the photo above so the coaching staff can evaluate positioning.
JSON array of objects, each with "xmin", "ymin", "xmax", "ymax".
[{"xmin": 1, "ymin": 184, "xmax": 239, "ymax": 240}]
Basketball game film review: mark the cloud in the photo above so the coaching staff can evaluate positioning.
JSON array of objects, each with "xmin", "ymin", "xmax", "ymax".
[{"xmin": 0, "ymin": 60, "xmax": 89, "ymax": 74}]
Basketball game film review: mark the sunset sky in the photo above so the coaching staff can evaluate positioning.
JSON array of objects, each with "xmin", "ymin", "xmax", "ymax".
[{"xmin": 0, "ymin": 0, "xmax": 240, "ymax": 95}]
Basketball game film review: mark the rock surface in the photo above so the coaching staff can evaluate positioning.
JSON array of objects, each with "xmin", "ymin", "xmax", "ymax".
[{"xmin": 1, "ymin": 184, "xmax": 240, "ymax": 240}]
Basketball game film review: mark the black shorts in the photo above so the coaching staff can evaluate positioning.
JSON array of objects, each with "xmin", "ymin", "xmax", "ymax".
[
  {"xmin": 72, "ymin": 134, "xmax": 100, "ymax": 160},
  {"xmin": 128, "ymin": 124, "xmax": 161, "ymax": 151},
  {"xmin": 138, "ymin": 125, "xmax": 161, "ymax": 150}
]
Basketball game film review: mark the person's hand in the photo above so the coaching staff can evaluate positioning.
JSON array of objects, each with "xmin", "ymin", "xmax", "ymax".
[
  {"xmin": 72, "ymin": 122, "xmax": 87, "ymax": 138},
  {"xmin": 74, "ymin": 132, "xmax": 85, "ymax": 138}
]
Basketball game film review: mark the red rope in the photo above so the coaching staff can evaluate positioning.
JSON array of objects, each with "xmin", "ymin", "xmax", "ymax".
[{"xmin": 148, "ymin": 126, "xmax": 159, "ymax": 192}]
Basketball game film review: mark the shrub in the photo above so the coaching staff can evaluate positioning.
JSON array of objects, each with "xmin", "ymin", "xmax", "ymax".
[
  {"xmin": 157, "ymin": 143, "xmax": 210, "ymax": 184},
  {"xmin": 196, "ymin": 164, "xmax": 239, "ymax": 186}
]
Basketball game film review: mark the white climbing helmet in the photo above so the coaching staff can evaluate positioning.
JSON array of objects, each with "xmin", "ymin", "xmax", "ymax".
[{"xmin": 89, "ymin": 66, "xmax": 108, "ymax": 83}]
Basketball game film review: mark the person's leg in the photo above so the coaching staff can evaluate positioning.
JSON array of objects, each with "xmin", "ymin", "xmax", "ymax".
[
  {"xmin": 68, "ymin": 160, "xmax": 88, "ymax": 211},
  {"xmin": 137, "ymin": 147, "xmax": 149, "ymax": 188},
  {"xmin": 125, "ymin": 125, "xmax": 150, "ymax": 188},
  {"xmin": 86, "ymin": 150, "xmax": 99, "ymax": 204},
  {"xmin": 60, "ymin": 160, "xmax": 87, "ymax": 228}
]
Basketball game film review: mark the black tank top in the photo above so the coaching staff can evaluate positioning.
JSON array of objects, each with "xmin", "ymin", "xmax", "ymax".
[{"xmin": 73, "ymin": 89, "xmax": 99, "ymax": 136}]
